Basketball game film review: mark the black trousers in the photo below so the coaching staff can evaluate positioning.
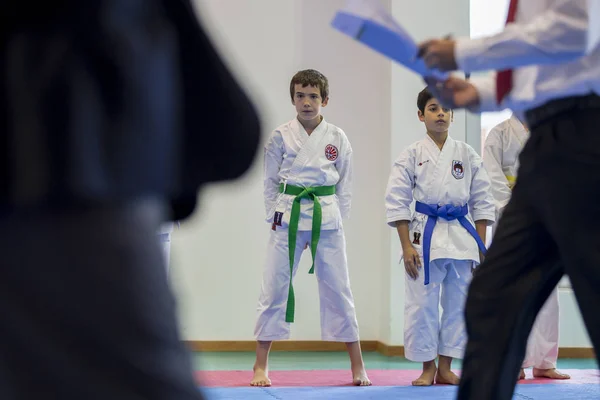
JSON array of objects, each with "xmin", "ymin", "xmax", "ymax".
[
  {"xmin": 0, "ymin": 200, "xmax": 204, "ymax": 399},
  {"xmin": 457, "ymin": 95, "xmax": 600, "ymax": 399}
]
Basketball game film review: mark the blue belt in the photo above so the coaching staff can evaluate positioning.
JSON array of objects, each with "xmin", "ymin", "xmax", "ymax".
[{"xmin": 415, "ymin": 202, "xmax": 487, "ymax": 285}]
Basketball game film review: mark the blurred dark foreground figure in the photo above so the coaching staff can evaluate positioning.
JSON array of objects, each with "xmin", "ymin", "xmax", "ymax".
[{"xmin": 0, "ymin": 0, "xmax": 260, "ymax": 398}]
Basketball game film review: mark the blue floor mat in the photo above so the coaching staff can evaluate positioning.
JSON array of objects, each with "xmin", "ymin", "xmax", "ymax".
[{"xmin": 203, "ymin": 384, "xmax": 600, "ymax": 400}]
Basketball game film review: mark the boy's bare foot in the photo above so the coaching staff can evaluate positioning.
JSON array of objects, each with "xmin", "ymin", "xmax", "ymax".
[
  {"xmin": 345, "ymin": 341, "xmax": 372, "ymax": 386},
  {"xmin": 435, "ymin": 368, "xmax": 460, "ymax": 385},
  {"xmin": 352, "ymin": 365, "xmax": 372, "ymax": 386},
  {"xmin": 533, "ymin": 368, "xmax": 571, "ymax": 380},
  {"xmin": 412, "ymin": 361, "xmax": 437, "ymax": 386},
  {"xmin": 519, "ymin": 368, "xmax": 526, "ymax": 380},
  {"xmin": 250, "ymin": 366, "xmax": 271, "ymax": 387},
  {"xmin": 251, "ymin": 341, "xmax": 273, "ymax": 387},
  {"xmin": 435, "ymin": 355, "xmax": 460, "ymax": 385}
]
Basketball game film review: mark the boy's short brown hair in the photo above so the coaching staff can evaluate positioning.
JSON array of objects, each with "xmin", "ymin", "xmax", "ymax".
[
  {"xmin": 289, "ymin": 69, "xmax": 329, "ymax": 102},
  {"xmin": 417, "ymin": 87, "xmax": 434, "ymax": 114}
]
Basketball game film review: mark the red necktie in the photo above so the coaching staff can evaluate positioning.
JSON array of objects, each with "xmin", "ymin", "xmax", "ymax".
[{"xmin": 495, "ymin": 0, "xmax": 519, "ymax": 104}]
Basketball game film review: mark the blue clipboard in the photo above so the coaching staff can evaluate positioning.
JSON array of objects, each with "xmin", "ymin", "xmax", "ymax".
[{"xmin": 331, "ymin": 5, "xmax": 448, "ymax": 80}]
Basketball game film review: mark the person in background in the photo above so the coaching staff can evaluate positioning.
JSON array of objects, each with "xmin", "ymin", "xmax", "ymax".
[
  {"xmin": 0, "ymin": 0, "xmax": 260, "ymax": 398},
  {"xmin": 252, "ymin": 69, "xmax": 370, "ymax": 388},
  {"xmin": 385, "ymin": 88, "xmax": 494, "ymax": 387}
]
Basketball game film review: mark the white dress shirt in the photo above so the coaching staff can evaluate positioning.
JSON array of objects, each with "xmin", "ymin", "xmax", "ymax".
[{"xmin": 454, "ymin": 0, "xmax": 600, "ymax": 116}]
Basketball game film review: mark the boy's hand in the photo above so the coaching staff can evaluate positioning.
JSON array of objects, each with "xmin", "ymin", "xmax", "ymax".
[{"xmin": 403, "ymin": 245, "xmax": 422, "ymax": 280}]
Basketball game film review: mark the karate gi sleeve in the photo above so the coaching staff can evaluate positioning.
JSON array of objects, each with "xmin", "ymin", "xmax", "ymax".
[
  {"xmin": 335, "ymin": 138, "xmax": 353, "ymax": 219},
  {"xmin": 263, "ymin": 130, "xmax": 284, "ymax": 217},
  {"xmin": 455, "ymin": 0, "xmax": 589, "ymax": 74},
  {"xmin": 483, "ymin": 127, "xmax": 512, "ymax": 220},
  {"xmin": 385, "ymin": 148, "xmax": 415, "ymax": 227},
  {"xmin": 468, "ymin": 146, "xmax": 496, "ymax": 224}
]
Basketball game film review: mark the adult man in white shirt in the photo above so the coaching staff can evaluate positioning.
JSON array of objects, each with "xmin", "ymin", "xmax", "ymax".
[{"xmin": 416, "ymin": 1, "xmax": 600, "ymax": 399}]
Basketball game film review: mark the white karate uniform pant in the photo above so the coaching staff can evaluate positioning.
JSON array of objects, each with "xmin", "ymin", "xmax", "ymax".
[
  {"xmin": 522, "ymin": 287, "xmax": 560, "ymax": 369},
  {"xmin": 254, "ymin": 227, "xmax": 360, "ymax": 342},
  {"xmin": 404, "ymin": 258, "xmax": 473, "ymax": 362}
]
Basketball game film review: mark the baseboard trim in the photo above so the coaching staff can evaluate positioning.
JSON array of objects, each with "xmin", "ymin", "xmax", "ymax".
[
  {"xmin": 559, "ymin": 347, "xmax": 596, "ymax": 358},
  {"xmin": 375, "ymin": 342, "xmax": 404, "ymax": 357},
  {"xmin": 185, "ymin": 341, "xmax": 594, "ymax": 359},
  {"xmin": 185, "ymin": 340, "xmax": 378, "ymax": 352}
]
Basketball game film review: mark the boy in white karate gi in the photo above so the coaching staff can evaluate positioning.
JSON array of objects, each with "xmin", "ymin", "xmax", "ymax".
[
  {"xmin": 483, "ymin": 115, "xmax": 569, "ymax": 381},
  {"xmin": 385, "ymin": 88, "xmax": 495, "ymax": 386},
  {"xmin": 251, "ymin": 69, "xmax": 370, "ymax": 387}
]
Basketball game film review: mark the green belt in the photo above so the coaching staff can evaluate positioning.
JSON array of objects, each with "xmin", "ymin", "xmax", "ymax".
[{"xmin": 279, "ymin": 183, "xmax": 336, "ymax": 323}]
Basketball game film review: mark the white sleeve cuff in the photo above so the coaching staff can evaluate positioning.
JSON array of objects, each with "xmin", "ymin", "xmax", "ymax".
[
  {"xmin": 472, "ymin": 211, "xmax": 496, "ymax": 225},
  {"xmin": 386, "ymin": 211, "xmax": 412, "ymax": 227},
  {"xmin": 469, "ymin": 75, "xmax": 501, "ymax": 113}
]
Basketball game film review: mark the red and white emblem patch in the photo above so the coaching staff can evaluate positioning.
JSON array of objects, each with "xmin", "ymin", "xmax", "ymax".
[{"xmin": 325, "ymin": 144, "xmax": 338, "ymax": 161}]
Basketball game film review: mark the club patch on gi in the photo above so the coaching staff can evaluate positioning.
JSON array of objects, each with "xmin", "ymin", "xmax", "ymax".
[
  {"xmin": 452, "ymin": 160, "xmax": 464, "ymax": 180},
  {"xmin": 325, "ymin": 144, "xmax": 338, "ymax": 161}
]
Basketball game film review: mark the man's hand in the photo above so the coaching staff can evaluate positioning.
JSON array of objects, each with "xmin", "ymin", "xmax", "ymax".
[
  {"xmin": 424, "ymin": 76, "xmax": 481, "ymax": 111},
  {"xmin": 418, "ymin": 39, "xmax": 458, "ymax": 71}
]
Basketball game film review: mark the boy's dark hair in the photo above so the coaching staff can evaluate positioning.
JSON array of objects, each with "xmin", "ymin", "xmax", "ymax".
[
  {"xmin": 290, "ymin": 69, "xmax": 329, "ymax": 102},
  {"xmin": 417, "ymin": 87, "xmax": 434, "ymax": 114},
  {"xmin": 417, "ymin": 87, "xmax": 453, "ymax": 115}
]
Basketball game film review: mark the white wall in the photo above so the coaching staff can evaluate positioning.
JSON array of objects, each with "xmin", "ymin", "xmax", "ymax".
[{"xmin": 167, "ymin": 0, "xmax": 592, "ymax": 349}]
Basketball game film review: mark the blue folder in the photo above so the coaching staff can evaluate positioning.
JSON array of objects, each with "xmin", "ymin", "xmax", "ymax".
[{"xmin": 331, "ymin": 8, "xmax": 448, "ymax": 80}]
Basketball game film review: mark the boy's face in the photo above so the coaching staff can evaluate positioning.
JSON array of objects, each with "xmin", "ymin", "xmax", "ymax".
[
  {"xmin": 418, "ymin": 97, "xmax": 452, "ymax": 133},
  {"xmin": 292, "ymin": 84, "xmax": 328, "ymax": 122}
]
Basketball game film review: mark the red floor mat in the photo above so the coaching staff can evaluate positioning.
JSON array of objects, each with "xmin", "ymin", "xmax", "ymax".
[{"xmin": 195, "ymin": 369, "xmax": 599, "ymax": 387}]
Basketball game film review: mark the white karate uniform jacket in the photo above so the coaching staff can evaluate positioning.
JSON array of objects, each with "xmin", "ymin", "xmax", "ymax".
[
  {"xmin": 263, "ymin": 117, "xmax": 352, "ymax": 231},
  {"xmin": 483, "ymin": 114, "xmax": 529, "ymax": 225},
  {"xmin": 386, "ymin": 135, "xmax": 496, "ymax": 264}
]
